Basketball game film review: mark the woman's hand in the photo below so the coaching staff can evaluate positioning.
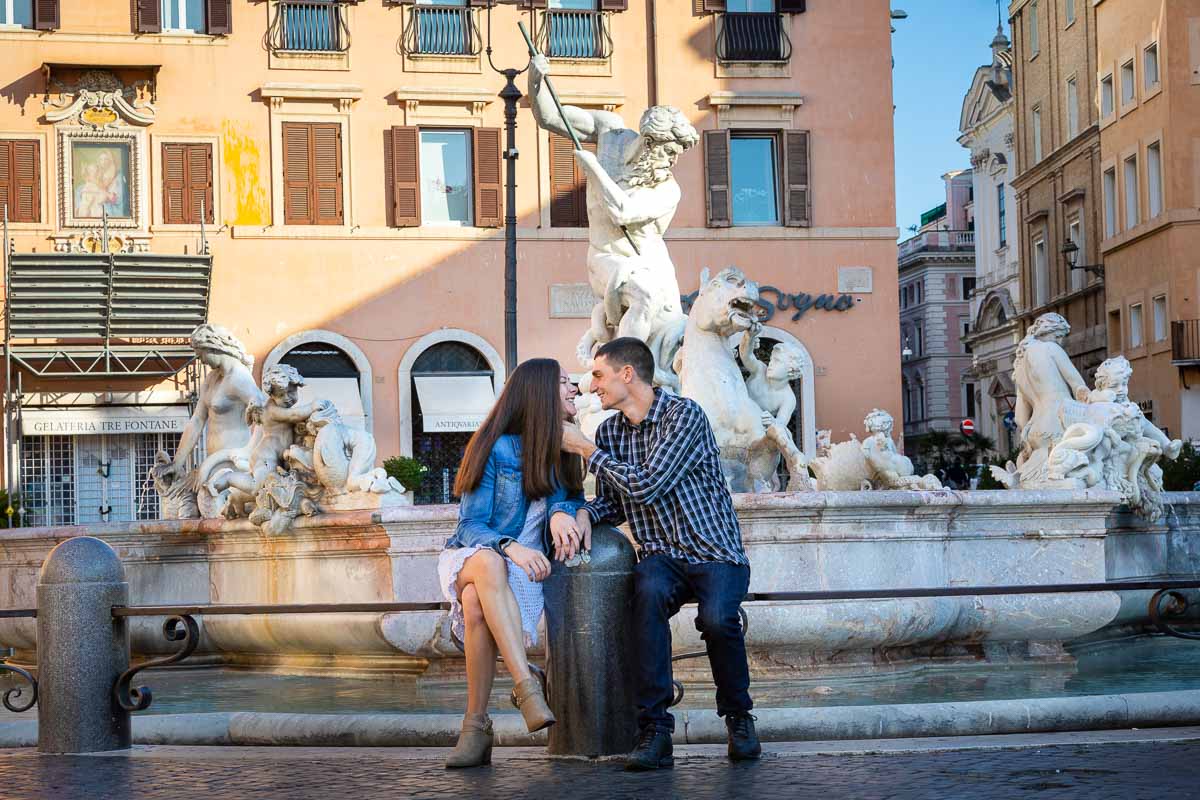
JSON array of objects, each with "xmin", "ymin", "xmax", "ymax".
[
  {"xmin": 549, "ymin": 511, "xmax": 582, "ymax": 562},
  {"xmin": 575, "ymin": 508, "xmax": 593, "ymax": 553},
  {"xmin": 504, "ymin": 542, "xmax": 552, "ymax": 582}
]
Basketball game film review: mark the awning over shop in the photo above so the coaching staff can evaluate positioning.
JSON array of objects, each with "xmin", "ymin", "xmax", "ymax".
[
  {"xmin": 21, "ymin": 405, "xmax": 191, "ymax": 436},
  {"xmin": 413, "ymin": 374, "xmax": 496, "ymax": 433},
  {"xmin": 299, "ymin": 377, "xmax": 365, "ymax": 430}
]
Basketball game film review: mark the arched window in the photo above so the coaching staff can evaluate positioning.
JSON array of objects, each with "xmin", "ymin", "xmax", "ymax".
[
  {"xmin": 265, "ymin": 330, "xmax": 373, "ymax": 432},
  {"xmin": 409, "ymin": 340, "xmax": 497, "ymax": 505}
]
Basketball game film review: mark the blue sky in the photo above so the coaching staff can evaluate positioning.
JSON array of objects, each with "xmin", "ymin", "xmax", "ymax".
[{"xmin": 892, "ymin": 0, "xmax": 1009, "ymax": 235}]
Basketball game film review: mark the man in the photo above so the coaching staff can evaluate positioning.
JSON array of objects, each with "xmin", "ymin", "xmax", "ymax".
[{"xmin": 561, "ymin": 337, "xmax": 760, "ymax": 770}]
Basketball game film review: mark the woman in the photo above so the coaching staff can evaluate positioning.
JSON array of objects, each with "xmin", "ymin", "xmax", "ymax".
[{"xmin": 438, "ymin": 358, "xmax": 593, "ymax": 769}]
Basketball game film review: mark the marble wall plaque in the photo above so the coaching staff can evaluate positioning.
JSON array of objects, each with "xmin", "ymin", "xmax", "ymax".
[
  {"xmin": 838, "ymin": 267, "xmax": 874, "ymax": 294},
  {"xmin": 549, "ymin": 283, "xmax": 598, "ymax": 319}
]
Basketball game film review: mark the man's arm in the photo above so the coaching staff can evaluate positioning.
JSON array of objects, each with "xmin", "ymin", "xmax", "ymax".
[
  {"xmin": 581, "ymin": 425, "xmax": 627, "ymax": 526},
  {"xmin": 528, "ymin": 54, "xmax": 621, "ymax": 142},
  {"xmin": 582, "ymin": 403, "xmax": 711, "ymax": 505}
]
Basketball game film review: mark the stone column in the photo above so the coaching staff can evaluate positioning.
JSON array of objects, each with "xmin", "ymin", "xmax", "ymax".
[
  {"xmin": 36, "ymin": 536, "xmax": 131, "ymax": 753},
  {"xmin": 542, "ymin": 524, "xmax": 637, "ymax": 757}
]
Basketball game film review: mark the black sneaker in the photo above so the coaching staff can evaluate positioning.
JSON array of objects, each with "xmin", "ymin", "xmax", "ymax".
[
  {"xmin": 725, "ymin": 712, "xmax": 761, "ymax": 761},
  {"xmin": 625, "ymin": 727, "xmax": 674, "ymax": 771}
]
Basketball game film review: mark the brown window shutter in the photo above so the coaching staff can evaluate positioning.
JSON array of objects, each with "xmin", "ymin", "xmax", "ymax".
[
  {"xmin": 205, "ymin": 0, "xmax": 233, "ymax": 34},
  {"xmin": 600, "ymin": 0, "xmax": 627, "ymax": 10},
  {"xmin": 283, "ymin": 123, "xmax": 314, "ymax": 225},
  {"xmin": 162, "ymin": 143, "xmax": 187, "ymax": 224},
  {"xmin": 312, "ymin": 123, "xmax": 343, "ymax": 225},
  {"xmin": 11, "ymin": 140, "xmax": 40, "ymax": 224},
  {"xmin": 549, "ymin": 133, "xmax": 581, "ymax": 228},
  {"xmin": 779, "ymin": 0, "xmax": 806, "ymax": 12},
  {"xmin": 390, "ymin": 126, "xmax": 421, "ymax": 227},
  {"xmin": 187, "ymin": 143, "xmax": 215, "ymax": 224},
  {"xmin": 473, "ymin": 127, "xmax": 503, "ymax": 228},
  {"xmin": 33, "ymin": 0, "xmax": 59, "ymax": 30},
  {"xmin": 550, "ymin": 133, "xmax": 597, "ymax": 228},
  {"xmin": 703, "ymin": 129, "xmax": 731, "ymax": 228},
  {"xmin": 783, "ymin": 130, "xmax": 811, "ymax": 227},
  {"xmin": 702, "ymin": 0, "xmax": 726, "ymax": 12},
  {"xmin": 134, "ymin": 0, "xmax": 162, "ymax": 32},
  {"xmin": 0, "ymin": 142, "xmax": 10, "ymax": 222}
]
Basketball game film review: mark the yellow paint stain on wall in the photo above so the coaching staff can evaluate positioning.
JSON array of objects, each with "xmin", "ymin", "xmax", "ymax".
[{"xmin": 222, "ymin": 121, "xmax": 269, "ymax": 226}]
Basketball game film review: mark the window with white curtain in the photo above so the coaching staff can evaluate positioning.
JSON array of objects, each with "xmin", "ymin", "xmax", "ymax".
[
  {"xmin": 1103, "ymin": 167, "xmax": 1117, "ymax": 236},
  {"xmin": 1153, "ymin": 295, "xmax": 1168, "ymax": 342},
  {"xmin": 161, "ymin": 0, "xmax": 205, "ymax": 32},
  {"xmin": 1124, "ymin": 155, "xmax": 1139, "ymax": 229},
  {"xmin": 1129, "ymin": 303, "xmax": 1144, "ymax": 348},
  {"xmin": 1145, "ymin": 43, "xmax": 1160, "ymax": 88}
]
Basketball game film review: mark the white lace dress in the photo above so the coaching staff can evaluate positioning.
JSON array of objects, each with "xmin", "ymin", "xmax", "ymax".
[{"xmin": 438, "ymin": 498, "xmax": 549, "ymax": 648}]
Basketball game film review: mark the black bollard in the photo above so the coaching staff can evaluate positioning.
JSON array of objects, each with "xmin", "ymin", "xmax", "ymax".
[{"xmin": 542, "ymin": 524, "xmax": 638, "ymax": 757}]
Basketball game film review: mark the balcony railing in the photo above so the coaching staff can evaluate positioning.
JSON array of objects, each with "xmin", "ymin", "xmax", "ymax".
[
  {"xmin": 267, "ymin": 0, "xmax": 351, "ymax": 53},
  {"xmin": 400, "ymin": 5, "xmax": 480, "ymax": 57},
  {"xmin": 538, "ymin": 8, "xmax": 612, "ymax": 60},
  {"xmin": 898, "ymin": 229, "xmax": 977, "ymax": 259},
  {"xmin": 1172, "ymin": 319, "xmax": 1200, "ymax": 364},
  {"xmin": 716, "ymin": 12, "xmax": 791, "ymax": 62}
]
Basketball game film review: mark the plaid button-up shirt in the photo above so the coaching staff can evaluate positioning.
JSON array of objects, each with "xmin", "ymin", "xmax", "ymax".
[{"xmin": 583, "ymin": 388, "xmax": 748, "ymax": 566}]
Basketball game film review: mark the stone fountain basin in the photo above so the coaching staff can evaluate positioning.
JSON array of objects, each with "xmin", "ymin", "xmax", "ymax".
[{"xmin": 0, "ymin": 490, "xmax": 1195, "ymax": 677}]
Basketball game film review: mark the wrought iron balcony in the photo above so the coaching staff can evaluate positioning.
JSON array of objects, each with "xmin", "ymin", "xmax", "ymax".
[
  {"xmin": 716, "ymin": 12, "xmax": 791, "ymax": 62},
  {"xmin": 267, "ymin": 0, "xmax": 351, "ymax": 53},
  {"xmin": 401, "ymin": 5, "xmax": 480, "ymax": 57},
  {"xmin": 1172, "ymin": 319, "xmax": 1200, "ymax": 365},
  {"xmin": 538, "ymin": 8, "xmax": 612, "ymax": 60}
]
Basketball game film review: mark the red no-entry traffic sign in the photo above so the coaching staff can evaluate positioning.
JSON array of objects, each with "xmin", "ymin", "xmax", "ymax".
[{"xmin": 960, "ymin": 419, "xmax": 976, "ymax": 436}]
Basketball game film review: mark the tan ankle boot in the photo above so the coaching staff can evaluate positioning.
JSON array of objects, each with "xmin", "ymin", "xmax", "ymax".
[
  {"xmin": 511, "ymin": 677, "xmax": 556, "ymax": 733},
  {"xmin": 445, "ymin": 713, "xmax": 493, "ymax": 769}
]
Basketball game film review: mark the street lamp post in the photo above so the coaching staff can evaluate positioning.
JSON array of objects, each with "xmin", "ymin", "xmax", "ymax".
[{"xmin": 484, "ymin": 3, "xmax": 528, "ymax": 373}]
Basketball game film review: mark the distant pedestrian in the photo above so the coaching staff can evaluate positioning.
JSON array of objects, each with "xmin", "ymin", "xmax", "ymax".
[{"xmin": 561, "ymin": 337, "xmax": 760, "ymax": 771}]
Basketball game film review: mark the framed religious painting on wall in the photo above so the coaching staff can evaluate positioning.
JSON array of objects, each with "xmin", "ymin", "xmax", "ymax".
[{"xmin": 58, "ymin": 128, "xmax": 146, "ymax": 230}]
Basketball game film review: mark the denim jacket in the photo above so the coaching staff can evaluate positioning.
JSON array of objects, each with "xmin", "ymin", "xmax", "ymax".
[{"xmin": 445, "ymin": 434, "xmax": 584, "ymax": 555}]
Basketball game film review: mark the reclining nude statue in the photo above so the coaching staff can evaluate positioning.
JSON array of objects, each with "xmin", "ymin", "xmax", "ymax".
[
  {"xmin": 153, "ymin": 325, "xmax": 409, "ymax": 531},
  {"xmin": 528, "ymin": 53, "xmax": 698, "ymax": 389},
  {"xmin": 991, "ymin": 313, "xmax": 1181, "ymax": 520},
  {"xmin": 809, "ymin": 410, "xmax": 943, "ymax": 492},
  {"xmin": 152, "ymin": 324, "xmax": 265, "ymax": 518}
]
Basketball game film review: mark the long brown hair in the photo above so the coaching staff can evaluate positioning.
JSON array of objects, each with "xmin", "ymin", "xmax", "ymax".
[{"xmin": 454, "ymin": 358, "xmax": 584, "ymax": 499}]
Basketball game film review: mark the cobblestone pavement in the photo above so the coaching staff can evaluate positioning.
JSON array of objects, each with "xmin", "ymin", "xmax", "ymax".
[{"xmin": 2, "ymin": 732, "xmax": 1200, "ymax": 800}]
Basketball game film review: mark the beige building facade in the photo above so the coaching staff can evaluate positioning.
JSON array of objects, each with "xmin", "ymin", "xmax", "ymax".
[
  {"xmin": 1008, "ymin": 0, "xmax": 1107, "ymax": 380},
  {"xmin": 1094, "ymin": 0, "xmax": 1200, "ymax": 440},
  {"xmin": 0, "ymin": 0, "xmax": 900, "ymax": 520}
]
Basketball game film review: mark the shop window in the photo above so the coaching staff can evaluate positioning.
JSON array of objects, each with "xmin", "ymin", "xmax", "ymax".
[
  {"xmin": 411, "ymin": 341, "xmax": 493, "ymax": 506},
  {"xmin": 20, "ymin": 435, "xmax": 75, "ymax": 527}
]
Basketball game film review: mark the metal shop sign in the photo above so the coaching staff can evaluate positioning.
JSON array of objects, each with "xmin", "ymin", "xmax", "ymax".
[
  {"xmin": 21, "ymin": 406, "xmax": 190, "ymax": 436},
  {"xmin": 681, "ymin": 286, "xmax": 857, "ymax": 323}
]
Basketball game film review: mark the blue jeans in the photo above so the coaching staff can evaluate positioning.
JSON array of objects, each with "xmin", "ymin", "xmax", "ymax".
[{"xmin": 632, "ymin": 553, "xmax": 753, "ymax": 733}]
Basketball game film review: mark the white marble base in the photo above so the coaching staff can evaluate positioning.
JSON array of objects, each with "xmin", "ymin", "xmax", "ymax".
[{"xmin": 0, "ymin": 490, "xmax": 1193, "ymax": 677}]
